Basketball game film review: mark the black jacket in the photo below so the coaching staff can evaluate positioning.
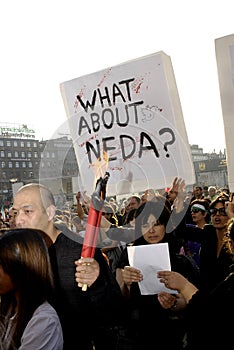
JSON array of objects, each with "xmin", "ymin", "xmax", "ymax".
[
  {"xmin": 184, "ymin": 265, "xmax": 234, "ymax": 349},
  {"xmin": 116, "ymin": 236, "xmax": 200, "ymax": 350},
  {"xmin": 175, "ymin": 221, "xmax": 234, "ymax": 292},
  {"xmin": 49, "ymin": 224, "xmax": 127, "ymax": 350}
]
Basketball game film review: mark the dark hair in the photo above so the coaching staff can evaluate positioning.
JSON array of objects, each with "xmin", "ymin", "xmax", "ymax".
[
  {"xmin": 209, "ymin": 192, "xmax": 229, "ymax": 209},
  {"xmin": 191, "ymin": 199, "xmax": 210, "ymax": 210},
  {"xmin": 0, "ymin": 228, "xmax": 55, "ymax": 348},
  {"xmin": 194, "ymin": 186, "xmax": 203, "ymax": 191},
  {"xmin": 134, "ymin": 201, "xmax": 171, "ymax": 244}
]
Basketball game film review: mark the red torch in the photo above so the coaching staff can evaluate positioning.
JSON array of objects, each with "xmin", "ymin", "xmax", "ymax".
[{"xmin": 80, "ymin": 171, "xmax": 110, "ymax": 290}]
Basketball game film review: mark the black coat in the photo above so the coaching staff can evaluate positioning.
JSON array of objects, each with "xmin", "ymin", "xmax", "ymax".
[
  {"xmin": 184, "ymin": 265, "xmax": 234, "ymax": 349},
  {"xmin": 49, "ymin": 225, "xmax": 127, "ymax": 350},
  {"xmin": 175, "ymin": 222, "xmax": 234, "ymax": 292},
  {"xmin": 116, "ymin": 235, "xmax": 200, "ymax": 350}
]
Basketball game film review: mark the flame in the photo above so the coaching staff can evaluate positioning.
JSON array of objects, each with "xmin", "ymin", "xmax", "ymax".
[{"xmin": 91, "ymin": 150, "xmax": 109, "ymax": 185}]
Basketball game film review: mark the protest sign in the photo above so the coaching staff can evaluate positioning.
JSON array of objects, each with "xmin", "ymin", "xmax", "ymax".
[
  {"xmin": 60, "ymin": 51, "xmax": 195, "ymax": 196},
  {"xmin": 215, "ymin": 34, "xmax": 234, "ymax": 192}
]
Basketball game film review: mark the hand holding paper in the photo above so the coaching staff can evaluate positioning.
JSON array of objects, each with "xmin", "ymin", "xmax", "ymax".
[
  {"xmin": 122, "ymin": 266, "xmax": 143, "ymax": 287},
  {"xmin": 127, "ymin": 243, "xmax": 176, "ymax": 295}
]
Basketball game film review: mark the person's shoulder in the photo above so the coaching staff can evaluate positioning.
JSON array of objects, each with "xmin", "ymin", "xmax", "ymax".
[
  {"xmin": 203, "ymin": 223, "xmax": 216, "ymax": 233},
  {"xmin": 21, "ymin": 302, "xmax": 63, "ymax": 350},
  {"xmin": 30, "ymin": 302, "xmax": 63, "ymax": 337},
  {"xmin": 35, "ymin": 301, "xmax": 59, "ymax": 317},
  {"xmin": 55, "ymin": 223, "xmax": 84, "ymax": 244},
  {"xmin": 25, "ymin": 301, "xmax": 62, "ymax": 332}
]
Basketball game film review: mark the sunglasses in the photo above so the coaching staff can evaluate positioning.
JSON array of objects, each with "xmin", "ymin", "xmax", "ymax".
[
  {"xmin": 210, "ymin": 207, "xmax": 227, "ymax": 216},
  {"xmin": 191, "ymin": 208, "xmax": 204, "ymax": 213}
]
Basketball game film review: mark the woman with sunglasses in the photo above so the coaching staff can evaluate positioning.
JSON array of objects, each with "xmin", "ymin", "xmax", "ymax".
[
  {"xmin": 174, "ymin": 188, "xmax": 234, "ymax": 293},
  {"xmin": 190, "ymin": 199, "xmax": 210, "ymax": 228},
  {"xmin": 182, "ymin": 199, "xmax": 211, "ymax": 267}
]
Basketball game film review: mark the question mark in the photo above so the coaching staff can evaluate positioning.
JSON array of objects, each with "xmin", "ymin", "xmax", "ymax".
[{"xmin": 159, "ymin": 128, "xmax": 175, "ymax": 158}]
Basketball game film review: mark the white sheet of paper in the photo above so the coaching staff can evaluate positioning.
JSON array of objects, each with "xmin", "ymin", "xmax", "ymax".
[{"xmin": 127, "ymin": 243, "xmax": 175, "ymax": 295}]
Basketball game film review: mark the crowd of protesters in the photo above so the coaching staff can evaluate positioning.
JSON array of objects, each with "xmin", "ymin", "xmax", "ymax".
[{"xmin": 0, "ymin": 180, "xmax": 233, "ymax": 349}]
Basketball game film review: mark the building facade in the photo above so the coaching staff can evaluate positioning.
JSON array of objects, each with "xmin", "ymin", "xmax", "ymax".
[
  {"xmin": 0, "ymin": 124, "xmax": 229, "ymax": 207},
  {"xmin": 190, "ymin": 144, "xmax": 228, "ymax": 189}
]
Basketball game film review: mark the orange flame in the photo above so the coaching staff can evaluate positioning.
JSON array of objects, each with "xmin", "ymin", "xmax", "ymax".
[{"xmin": 91, "ymin": 150, "xmax": 109, "ymax": 185}]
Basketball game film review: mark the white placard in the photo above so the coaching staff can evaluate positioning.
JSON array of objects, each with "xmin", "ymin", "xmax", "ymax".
[{"xmin": 60, "ymin": 51, "xmax": 195, "ymax": 196}]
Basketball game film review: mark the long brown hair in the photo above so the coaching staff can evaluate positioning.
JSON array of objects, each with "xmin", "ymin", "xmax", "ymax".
[{"xmin": 0, "ymin": 228, "xmax": 55, "ymax": 349}]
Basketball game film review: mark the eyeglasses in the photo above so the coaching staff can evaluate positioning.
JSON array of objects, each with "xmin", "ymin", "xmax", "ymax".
[{"xmin": 210, "ymin": 207, "xmax": 227, "ymax": 216}]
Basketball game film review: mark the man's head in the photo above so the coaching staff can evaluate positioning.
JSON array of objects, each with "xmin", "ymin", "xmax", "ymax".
[
  {"xmin": 125, "ymin": 195, "xmax": 141, "ymax": 212},
  {"xmin": 13, "ymin": 183, "xmax": 56, "ymax": 235},
  {"xmin": 193, "ymin": 186, "xmax": 203, "ymax": 199}
]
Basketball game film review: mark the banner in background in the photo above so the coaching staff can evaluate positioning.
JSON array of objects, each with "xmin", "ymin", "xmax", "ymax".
[{"xmin": 215, "ymin": 34, "xmax": 234, "ymax": 192}]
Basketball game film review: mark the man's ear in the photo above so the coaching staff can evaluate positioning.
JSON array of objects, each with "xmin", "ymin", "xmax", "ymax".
[{"xmin": 46, "ymin": 205, "xmax": 56, "ymax": 222}]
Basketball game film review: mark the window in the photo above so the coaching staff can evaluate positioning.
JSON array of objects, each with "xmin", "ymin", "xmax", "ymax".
[
  {"xmin": 7, "ymin": 151, "xmax": 12, "ymax": 158},
  {"xmin": 13, "ymin": 141, "xmax": 18, "ymax": 147},
  {"xmin": 21, "ymin": 151, "xmax": 25, "ymax": 158},
  {"xmin": 9, "ymin": 161, "xmax": 13, "ymax": 168},
  {"xmin": 15, "ymin": 162, "xmax": 19, "ymax": 168},
  {"xmin": 14, "ymin": 151, "xmax": 19, "ymax": 157},
  {"xmin": 22, "ymin": 162, "xmax": 26, "ymax": 168},
  {"xmin": 20, "ymin": 141, "xmax": 25, "ymax": 147},
  {"xmin": 0, "ymin": 151, "xmax": 4, "ymax": 157},
  {"xmin": 6, "ymin": 141, "xmax": 11, "ymax": 147}
]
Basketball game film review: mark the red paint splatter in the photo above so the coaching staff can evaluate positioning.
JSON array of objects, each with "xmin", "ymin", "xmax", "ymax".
[
  {"xmin": 135, "ymin": 81, "xmax": 143, "ymax": 93},
  {"xmin": 74, "ymin": 88, "xmax": 85, "ymax": 111},
  {"xmin": 132, "ymin": 77, "xmax": 144, "ymax": 94},
  {"xmin": 97, "ymin": 68, "xmax": 112, "ymax": 87},
  {"xmin": 79, "ymin": 134, "xmax": 98, "ymax": 148},
  {"xmin": 109, "ymin": 166, "xmax": 123, "ymax": 171}
]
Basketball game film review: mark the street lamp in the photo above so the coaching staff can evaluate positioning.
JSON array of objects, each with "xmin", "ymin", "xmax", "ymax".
[
  {"xmin": 9, "ymin": 178, "xmax": 18, "ymax": 185},
  {"xmin": 9, "ymin": 178, "xmax": 18, "ymax": 203}
]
